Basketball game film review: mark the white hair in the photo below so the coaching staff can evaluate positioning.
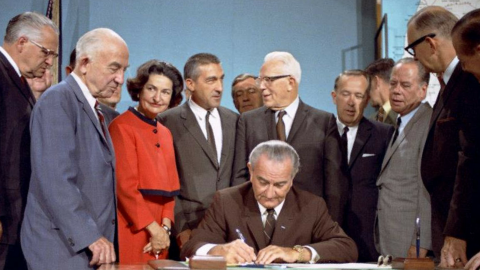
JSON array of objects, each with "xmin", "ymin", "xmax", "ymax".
[
  {"xmin": 4, "ymin": 12, "xmax": 58, "ymax": 43},
  {"xmin": 75, "ymin": 28, "xmax": 126, "ymax": 67},
  {"xmin": 264, "ymin": 51, "xmax": 302, "ymax": 84}
]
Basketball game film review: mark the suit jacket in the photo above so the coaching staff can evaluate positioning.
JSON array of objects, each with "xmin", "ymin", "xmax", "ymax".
[
  {"xmin": 370, "ymin": 108, "xmax": 398, "ymax": 126},
  {"xmin": 232, "ymin": 100, "xmax": 348, "ymax": 223},
  {"xmin": 0, "ymin": 51, "xmax": 36, "ymax": 246},
  {"xmin": 181, "ymin": 182, "xmax": 358, "ymax": 262},
  {"xmin": 99, "ymin": 103, "xmax": 120, "ymax": 126},
  {"xmin": 421, "ymin": 63, "xmax": 480, "ymax": 258},
  {"xmin": 376, "ymin": 103, "xmax": 432, "ymax": 257},
  {"xmin": 157, "ymin": 102, "xmax": 238, "ymax": 234},
  {"xmin": 341, "ymin": 117, "xmax": 393, "ymax": 262},
  {"xmin": 21, "ymin": 75, "xmax": 117, "ymax": 269}
]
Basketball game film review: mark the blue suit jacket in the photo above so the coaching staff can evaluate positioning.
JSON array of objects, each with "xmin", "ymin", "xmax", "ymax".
[{"xmin": 21, "ymin": 75, "xmax": 116, "ymax": 269}]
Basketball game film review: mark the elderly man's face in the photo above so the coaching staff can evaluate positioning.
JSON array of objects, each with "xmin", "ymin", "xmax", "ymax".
[
  {"xmin": 81, "ymin": 37, "xmax": 129, "ymax": 99},
  {"xmin": 258, "ymin": 60, "xmax": 294, "ymax": 110},
  {"xmin": 389, "ymin": 63, "xmax": 427, "ymax": 116},
  {"xmin": 453, "ymin": 35, "xmax": 480, "ymax": 82},
  {"xmin": 98, "ymin": 83, "xmax": 122, "ymax": 109},
  {"xmin": 233, "ymin": 77, "xmax": 263, "ymax": 113},
  {"xmin": 188, "ymin": 63, "xmax": 224, "ymax": 110},
  {"xmin": 332, "ymin": 75, "xmax": 369, "ymax": 127},
  {"xmin": 248, "ymin": 154, "xmax": 293, "ymax": 209},
  {"xmin": 27, "ymin": 67, "xmax": 53, "ymax": 93},
  {"xmin": 21, "ymin": 26, "xmax": 58, "ymax": 78}
]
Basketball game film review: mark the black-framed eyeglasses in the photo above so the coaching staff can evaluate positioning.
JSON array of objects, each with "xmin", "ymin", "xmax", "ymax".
[
  {"xmin": 255, "ymin": 75, "xmax": 291, "ymax": 85},
  {"xmin": 404, "ymin": 33, "xmax": 436, "ymax": 56},
  {"xmin": 29, "ymin": 40, "xmax": 59, "ymax": 58}
]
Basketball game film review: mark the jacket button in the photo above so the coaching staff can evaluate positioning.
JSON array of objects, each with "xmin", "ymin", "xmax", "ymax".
[
  {"xmin": 111, "ymin": 219, "xmax": 115, "ymax": 225},
  {"xmin": 378, "ymin": 185, "xmax": 382, "ymax": 190},
  {"xmin": 156, "ymin": 143, "xmax": 160, "ymax": 148},
  {"xmin": 153, "ymin": 129, "xmax": 157, "ymax": 134}
]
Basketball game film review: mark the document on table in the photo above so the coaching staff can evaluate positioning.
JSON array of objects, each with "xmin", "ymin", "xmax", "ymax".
[{"xmin": 230, "ymin": 263, "xmax": 391, "ymax": 269}]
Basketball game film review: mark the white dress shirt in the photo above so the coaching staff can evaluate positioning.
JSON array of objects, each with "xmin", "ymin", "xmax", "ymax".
[
  {"xmin": 335, "ymin": 119, "xmax": 359, "ymax": 164},
  {"xmin": 275, "ymin": 96, "xmax": 300, "ymax": 139},
  {"xmin": 442, "ymin": 56, "xmax": 459, "ymax": 85},
  {"xmin": 397, "ymin": 104, "xmax": 421, "ymax": 136},
  {"xmin": 71, "ymin": 73, "xmax": 99, "ymax": 121},
  {"xmin": 189, "ymin": 98, "xmax": 223, "ymax": 163}
]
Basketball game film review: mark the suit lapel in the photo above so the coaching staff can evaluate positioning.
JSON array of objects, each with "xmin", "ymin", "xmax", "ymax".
[
  {"xmin": 180, "ymin": 103, "xmax": 219, "ymax": 169},
  {"xmin": 265, "ymin": 108, "xmax": 276, "ymax": 140},
  {"xmin": 66, "ymin": 76, "xmax": 112, "ymax": 152},
  {"xmin": 429, "ymin": 63, "xmax": 461, "ymax": 129},
  {"xmin": 287, "ymin": 100, "xmax": 307, "ymax": 142},
  {"xmin": 219, "ymin": 107, "xmax": 232, "ymax": 169},
  {"xmin": 270, "ymin": 191, "xmax": 296, "ymax": 246},
  {"xmin": 0, "ymin": 52, "xmax": 35, "ymax": 107},
  {"xmin": 243, "ymin": 188, "xmax": 267, "ymax": 251},
  {"xmin": 349, "ymin": 118, "xmax": 372, "ymax": 168}
]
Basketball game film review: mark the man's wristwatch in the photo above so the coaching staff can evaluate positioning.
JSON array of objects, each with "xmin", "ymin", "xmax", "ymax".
[
  {"xmin": 293, "ymin": 245, "xmax": 306, "ymax": 262},
  {"xmin": 161, "ymin": 224, "xmax": 171, "ymax": 236}
]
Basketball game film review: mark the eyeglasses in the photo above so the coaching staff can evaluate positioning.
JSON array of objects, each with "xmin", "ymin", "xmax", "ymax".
[
  {"xmin": 29, "ymin": 40, "xmax": 59, "ymax": 58},
  {"xmin": 404, "ymin": 33, "xmax": 436, "ymax": 56},
  {"xmin": 255, "ymin": 75, "xmax": 290, "ymax": 86}
]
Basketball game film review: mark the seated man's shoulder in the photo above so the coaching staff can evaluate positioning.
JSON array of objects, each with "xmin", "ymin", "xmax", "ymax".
[{"xmin": 290, "ymin": 186, "xmax": 326, "ymax": 209}]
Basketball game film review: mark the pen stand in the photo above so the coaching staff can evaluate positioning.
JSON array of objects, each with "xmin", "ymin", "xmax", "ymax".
[
  {"xmin": 392, "ymin": 257, "xmax": 435, "ymax": 269},
  {"xmin": 189, "ymin": 255, "xmax": 227, "ymax": 269}
]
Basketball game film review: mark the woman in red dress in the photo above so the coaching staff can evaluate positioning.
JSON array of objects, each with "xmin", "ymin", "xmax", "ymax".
[{"xmin": 109, "ymin": 60, "xmax": 183, "ymax": 263}]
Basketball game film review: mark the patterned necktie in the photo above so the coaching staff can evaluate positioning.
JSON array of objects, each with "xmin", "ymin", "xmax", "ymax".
[
  {"xmin": 94, "ymin": 101, "xmax": 107, "ymax": 138},
  {"xmin": 437, "ymin": 73, "xmax": 446, "ymax": 97},
  {"xmin": 391, "ymin": 117, "xmax": 402, "ymax": 146},
  {"xmin": 377, "ymin": 107, "xmax": 385, "ymax": 122},
  {"xmin": 264, "ymin": 209, "xmax": 276, "ymax": 245},
  {"xmin": 276, "ymin": 111, "xmax": 287, "ymax": 141},
  {"xmin": 341, "ymin": 126, "xmax": 349, "ymax": 161},
  {"xmin": 206, "ymin": 111, "xmax": 217, "ymax": 160}
]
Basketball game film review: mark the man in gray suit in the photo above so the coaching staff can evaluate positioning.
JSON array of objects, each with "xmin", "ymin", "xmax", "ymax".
[
  {"xmin": 21, "ymin": 28, "xmax": 129, "ymax": 269},
  {"xmin": 376, "ymin": 58, "xmax": 432, "ymax": 258},
  {"xmin": 158, "ymin": 53, "xmax": 238, "ymax": 251}
]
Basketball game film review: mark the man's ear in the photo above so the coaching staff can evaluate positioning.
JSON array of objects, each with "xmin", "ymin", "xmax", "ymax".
[{"xmin": 185, "ymin": 78, "xmax": 195, "ymax": 93}]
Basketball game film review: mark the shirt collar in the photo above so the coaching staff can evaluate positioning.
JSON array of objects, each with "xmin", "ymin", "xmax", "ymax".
[
  {"xmin": 257, "ymin": 199, "xmax": 286, "ymax": 216},
  {"xmin": 382, "ymin": 100, "xmax": 392, "ymax": 114},
  {"xmin": 398, "ymin": 104, "xmax": 420, "ymax": 129},
  {"xmin": 335, "ymin": 117, "xmax": 359, "ymax": 135},
  {"xmin": 0, "ymin": 46, "xmax": 21, "ymax": 77},
  {"xmin": 71, "ymin": 72, "xmax": 97, "ymax": 111},
  {"xmin": 189, "ymin": 97, "xmax": 219, "ymax": 119},
  {"xmin": 281, "ymin": 96, "xmax": 300, "ymax": 117},
  {"xmin": 443, "ymin": 56, "xmax": 459, "ymax": 85}
]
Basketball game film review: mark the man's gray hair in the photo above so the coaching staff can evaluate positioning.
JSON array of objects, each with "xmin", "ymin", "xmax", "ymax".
[
  {"xmin": 4, "ymin": 12, "xmax": 59, "ymax": 44},
  {"xmin": 231, "ymin": 73, "xmax": 257, "ymax": 98},
  {"xmin": 408, "ymin": 6, "xmax": 458, "ymax": 39},
  {"xmin": 393, "ymin": 58, "xmax": 430, "ymax": 86},
  {"xmin": 264, "ymin": 51, "xmax": 302, "ymax": 84},
  {"xmin": 249, "ymin": 140, "xmax": 300, "ymax": 178},
  {"xmin": 75, "ymin": 28, "xmax": 126, "ymax": 67}
]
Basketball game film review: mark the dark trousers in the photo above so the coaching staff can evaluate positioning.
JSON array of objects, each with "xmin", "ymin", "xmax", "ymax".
[{"xmin": 0, "ymin": 242, "xmax": 27, "ymax": 270}]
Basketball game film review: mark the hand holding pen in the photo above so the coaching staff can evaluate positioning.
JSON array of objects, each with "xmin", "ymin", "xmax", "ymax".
[{"xmin": 207, "ymin": 228, "xmax": 256, "ymax": 264}]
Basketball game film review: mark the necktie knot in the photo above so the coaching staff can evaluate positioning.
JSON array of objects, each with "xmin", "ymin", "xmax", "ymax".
[
  {"xmin": 377, "ymin": 107, "xmax": 385, "ymax": 122},
  {"xmin": 94, "ymin": 101, "xmax": 107, "ymax": 138},
  {"xmin": 391, "ymin": 117, "xmax": 402, "ymax": 146}
]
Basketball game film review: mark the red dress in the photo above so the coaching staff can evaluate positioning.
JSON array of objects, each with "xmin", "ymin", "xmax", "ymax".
[{"xmin": 109, "ymin": 107, "xmax": 180, "ymax": 263}]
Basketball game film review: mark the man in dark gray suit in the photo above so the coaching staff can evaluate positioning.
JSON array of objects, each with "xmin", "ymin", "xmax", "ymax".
[
  {"xmin": 0, "ymin": 12, "xmax": 58, "ymax": 270},
  {"xmin": 331, "ymin": 70, "xmax": 393, "ymax": 262},
  {"xmin": 376, "ymin": 58, "xmax": 432, "ymax": 258},
  {"xmin": 232, "ymin": 51, "xmax": 347, "ymax": 223},
  {"xmin": 158, "ymin": 53, "xmax": 238, "ymax": 251},
  {"xmin": 21, "ymin": 28, "xmax": 129, "ymax": 269}
]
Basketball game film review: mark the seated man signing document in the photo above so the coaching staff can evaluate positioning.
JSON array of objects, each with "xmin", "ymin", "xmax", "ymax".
[{"xmin": 180, "ymin": 140, "xmax": 358, "ymax": 264}]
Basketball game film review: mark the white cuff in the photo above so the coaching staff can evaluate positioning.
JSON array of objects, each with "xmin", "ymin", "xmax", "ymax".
[
  {"xmin": 195, "ymin": 243, "xmax": 217, "ymax": 255},
  {"xmin": 305, "ymin": 246, "xmax": 320, "ymax": 263}
]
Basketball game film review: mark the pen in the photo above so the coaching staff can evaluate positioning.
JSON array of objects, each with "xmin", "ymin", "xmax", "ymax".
[
  {"xmin": 236, "ymin": 228, "xmax": 246, "ymax": 243},
  {"xmin": 416, "ymin": 217, "xmax": 420, "ymax": 258}
]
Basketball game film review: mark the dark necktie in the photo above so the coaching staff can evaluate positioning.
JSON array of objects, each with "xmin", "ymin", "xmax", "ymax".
[
  {"xmin": 437, "ymin": 73, "xmax": 446, "ymax": 97},
  {"xmin": 94, "ymin": 101, "xmax": 107, "ymax": 138},
  {"xmin": 391, "ymin": 117, "xmax": 402, "ymax": 146},
  {"xmin": 264, "ymin": 209, "xmax": 276, "ymax": 245},
  {"xmin": 276, "ymin": 111, "xmax": 287, "ymax": 142},
  {"xmin": 20, "ymin": 75, "xmax": 27, "ymax": 86},
  {"xmin": 377, "ymin": 107, "xmax": 385, "ymax": 122},
  {"xmin": 341, "ymin": 126, "xmax": 349, "ymax": 160},
  {"xmin": 206, "ymin": 111, "xmax": 217, "ymax": 160}
]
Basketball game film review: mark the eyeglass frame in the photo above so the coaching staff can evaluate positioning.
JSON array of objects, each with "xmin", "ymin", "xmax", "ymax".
[
  {"xmin": 29, "ymin": 39, "xmax": 59, "ymax": 58},
  {"xmin": 255, "ymin": 75, "xmax": 291, "ymax": 86},
  {"xmin": 404, "ymin": 33, "xmax": 436, "ymax": 56}
]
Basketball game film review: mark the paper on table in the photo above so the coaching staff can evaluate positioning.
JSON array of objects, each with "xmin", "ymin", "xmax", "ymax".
[{"xmin": 272, "ymin": 263, "xmax": 391, "ymax": 269}]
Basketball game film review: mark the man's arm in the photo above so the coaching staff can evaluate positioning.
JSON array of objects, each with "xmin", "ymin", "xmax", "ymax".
[
  {"xmin": 323, "ymin": 114, "xmax": 349, "ymax": 224},
  {"xmin": 231, "ymin": 114, "xmax": 249, "ymax": 186}
]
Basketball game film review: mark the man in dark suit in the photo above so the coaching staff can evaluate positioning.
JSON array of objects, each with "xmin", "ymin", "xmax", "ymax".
[
  {"xmin": 181, "ymin": 140, "xmax": 357, "ymax": 264},
  {"xmin": 232, "ymin": 51, "xmax": 347, "ymax": 223},
  {"xmin": 365, "ymin": 58, "xmax": 397, "ymax": 126},
  {"xmin": 0, "ymin": 12, "xmax": 58, "ymax": 270},
  {"xmin": 331, "ymin": 70, "xmax": 393, "ymax": 262},
  {"xmin": 158, "ymin": 53, "xmax": 238, "ymax": 251},
  {"xmin": 407, "ymin": 6, "xmax": 480, "ymax": 266},
  {"xmin": 20, "ymin": 28, "xmax": 129, "ymax": 269}
]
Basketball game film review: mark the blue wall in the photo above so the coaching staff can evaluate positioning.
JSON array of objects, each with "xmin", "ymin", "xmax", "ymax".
[{"xmin": 1, "ymin": 0, "xmax": 375, "ymax": 114}]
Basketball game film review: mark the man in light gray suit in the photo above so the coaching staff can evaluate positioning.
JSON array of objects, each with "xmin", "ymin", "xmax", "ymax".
[
  {"xmin": 21, "ymin": 28, "xmax": 129, "ymax": 269},
  {"xmin": 376, "ymin": 58, "xmax": 432, "ymax": 258},
  {"xmin": 157, "ymin": 53, "xmax": 238, "ymax": 254}
]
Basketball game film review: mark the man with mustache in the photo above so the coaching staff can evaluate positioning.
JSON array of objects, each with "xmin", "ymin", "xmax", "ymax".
[
  {"xmin": 158, "ymin": 53, "xmax": 238, "ymax": 255},
  {"xmin": 181, "ymin": 140, "xmax": 357, "ymax": 264},
  {"xmin": 0, "ymin": 12, "xmax": 58, "ymax": 270},
  {"xmin": 375, "ymin": 58, "xmax": 432, "ymax": 258}
]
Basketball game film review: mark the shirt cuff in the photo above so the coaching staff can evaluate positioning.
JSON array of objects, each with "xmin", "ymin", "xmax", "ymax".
[
  {"xmin": 305, "ymin": 245, "xmax": 320, "ymax": 263},
  {"xmin": 195, "ymin": 244, "xmax": 217, "ymax": 255}
]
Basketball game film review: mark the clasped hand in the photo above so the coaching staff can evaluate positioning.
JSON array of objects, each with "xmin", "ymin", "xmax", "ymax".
[
  {"xmin": 143, "ymin": 222, "xmax": 170, "ymax": 255},
  {"xmin": 208, "ymin": 240, "xmax": 303, "ymax": 264}
]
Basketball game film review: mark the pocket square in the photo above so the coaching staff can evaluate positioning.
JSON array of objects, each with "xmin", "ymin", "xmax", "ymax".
[{"xmin": 362, "ymin": 153, "xmax": 375, "ymax": 157}]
